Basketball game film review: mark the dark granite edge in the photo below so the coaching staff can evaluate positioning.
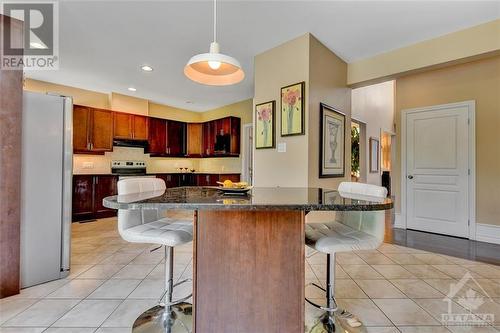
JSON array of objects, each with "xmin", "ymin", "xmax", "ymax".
[{"xmin": 103, "ymin": 196, "xmax": 393, "ymax": 212}]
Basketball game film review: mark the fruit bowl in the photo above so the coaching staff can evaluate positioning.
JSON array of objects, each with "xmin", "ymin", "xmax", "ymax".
[{"xmin": 215, "ymin": 180, "xmax": 253, "ymax": 195}]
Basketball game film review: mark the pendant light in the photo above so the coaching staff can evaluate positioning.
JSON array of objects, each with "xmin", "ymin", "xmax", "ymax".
[{"xmin": 184, "ymin": 0, "xmax": 244, "ymax": 86}]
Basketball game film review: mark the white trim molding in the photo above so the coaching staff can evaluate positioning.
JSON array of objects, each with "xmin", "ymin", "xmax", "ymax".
[
  {"xmin": 400, "ymin": 100, "xmax": 476, "ymax": 239},
  {"xmin": 476, "ymin": 224, "xmax": 500, "ymax": 245},
  {"xmin": 394, "ymin": 213, "xmax": 405, "ymax": 229}
]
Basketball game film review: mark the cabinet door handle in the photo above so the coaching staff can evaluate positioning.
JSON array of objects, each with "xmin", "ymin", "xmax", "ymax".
[{"xmin": 95, "ymin": 176, "xmax": 98, "ymax": 184}]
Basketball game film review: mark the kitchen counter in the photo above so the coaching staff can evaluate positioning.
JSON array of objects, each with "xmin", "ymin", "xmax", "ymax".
[
  {"xmin": 103, "ymin": 186, "xmax": 392, "ymax": 211},
  {"xmin": 73, "ymin": 172, "xmax": 241, "ymax": 176},
  {"xmin": 103, "ymin": 186, "xmax": 392, "ymax": 332}
]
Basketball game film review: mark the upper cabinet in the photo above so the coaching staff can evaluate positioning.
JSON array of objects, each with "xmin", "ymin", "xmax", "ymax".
[
  {"xmin": 166, "ymin": 120, "xmax": 187, "ymax": 157},
  {"xmin": 203, "ymin": 117, "xmax": 240, "ymax": 157},
  {"xmin": 187, "ymin": 123, "xmax": 203, "ymax": 157},
  {"xmin": 73, "ymin": 105, "xmax": 113, "ymax": 154},
  {"xmin": 113, "ymin": 112, "xmax": 148, "ymax": 140},
  {"xmin": 147, "ymin": 117, "xmax": 167, "ymax": 156}
]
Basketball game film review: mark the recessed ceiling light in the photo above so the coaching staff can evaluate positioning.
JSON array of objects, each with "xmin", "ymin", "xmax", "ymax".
[
  {"xmin": 128, "ymin": 87, "xmax": 137, "ymax": 92},
  {"xmin": 141, "ymin": 65, "xmax": 153, "ymax": 72}
]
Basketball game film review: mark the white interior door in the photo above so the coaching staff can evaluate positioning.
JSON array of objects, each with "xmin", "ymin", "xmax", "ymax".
[{"xmin": 406, "ymin": 104, "xmax": 470, "ymax": 237}]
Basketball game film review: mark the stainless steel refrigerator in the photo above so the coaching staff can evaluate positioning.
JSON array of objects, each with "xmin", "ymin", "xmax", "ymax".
[{"xmin": 20, "ymin": 91, "xmax": 73, "ymax": 288}]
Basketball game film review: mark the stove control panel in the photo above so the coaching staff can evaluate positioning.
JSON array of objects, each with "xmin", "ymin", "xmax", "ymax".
[{"xmin": 111, "ymin": 160, "xmax": 147, "ymax": 168}]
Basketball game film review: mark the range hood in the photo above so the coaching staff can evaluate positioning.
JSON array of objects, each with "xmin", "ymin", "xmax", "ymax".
[{"xmin": 113, "ymin": 139, "xmax": 149, "ymax": 149}]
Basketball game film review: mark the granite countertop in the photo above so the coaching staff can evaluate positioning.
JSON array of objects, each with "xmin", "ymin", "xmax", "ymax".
[{"xmin": 103, "ymin": 186, "xmax": 393, "ymax": 211}]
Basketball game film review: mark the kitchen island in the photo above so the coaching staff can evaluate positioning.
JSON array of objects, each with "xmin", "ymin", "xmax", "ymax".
[{"xmin": 104, "ymin": 186, "xmax": 393, "ymax": 333}]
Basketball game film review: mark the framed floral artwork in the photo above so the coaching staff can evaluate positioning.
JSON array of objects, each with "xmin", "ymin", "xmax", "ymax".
[
  {"xmin": 369, "ymin": 137, "xmax": 380, "ymax": 173},
  {"xmin": 255, "ymin": 101, "xmax": 276, "ymax": 149},
  {"xmin": 281, "ymin": 81, "xmax": 305, "ymax": 136},
  {"xmin": 319, "ymin": 103, "xmax": 345, "ymax": 178}
]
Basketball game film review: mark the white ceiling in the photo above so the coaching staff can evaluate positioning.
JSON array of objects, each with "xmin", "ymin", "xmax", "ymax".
[{"xmin": 26, "ymin": 1, "xmax": 499, "ymax": 111}]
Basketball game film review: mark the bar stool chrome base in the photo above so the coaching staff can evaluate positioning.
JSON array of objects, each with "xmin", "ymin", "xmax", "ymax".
[{"xmin": 132, "ymin": 302, "xmax": 192, "ymax": 333}]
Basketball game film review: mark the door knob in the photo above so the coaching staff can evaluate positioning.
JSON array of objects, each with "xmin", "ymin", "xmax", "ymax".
[{"xmin": 408, "ymin": 175, "xmax": 414, "ymax": 179}]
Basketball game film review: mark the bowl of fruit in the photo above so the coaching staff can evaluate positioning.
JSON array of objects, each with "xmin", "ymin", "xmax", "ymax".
[{"xmin": 215, "ymin": 180, "xmax": 253, "ymax": 195}]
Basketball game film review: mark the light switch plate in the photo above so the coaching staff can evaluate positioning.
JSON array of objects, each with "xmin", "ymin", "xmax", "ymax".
[{"xmin": 277, "ymin": 142, "xmax": 286, "ymax": 153}]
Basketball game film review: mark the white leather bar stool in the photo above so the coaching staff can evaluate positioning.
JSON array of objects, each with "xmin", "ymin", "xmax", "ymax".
[
  {"xmin": 305, "ymin": 182, "xmax": 387, "ymax": 333},
  {"xmin": 117, "ymin": 178, "xmax": 193, "ymax": 333}
]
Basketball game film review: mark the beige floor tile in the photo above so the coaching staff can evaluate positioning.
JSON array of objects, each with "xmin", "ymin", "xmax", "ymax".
[
  {"xmin": 432, "ymin": 265, "xmax": 484, "ymax": 279},
  {"xmin": 127, "ymin": 279, "xmax": 164, "ymax": 299},
  {"xmin": 17, "ymin": 279, "xmax": 70, "ymax": 298},
  {"xmin": 355, "ymin": 279, "xmax": 407, "ymax": 298},
  {"xmin": 47, "ymin": 279, "xmax": 105, "ymax": 299},
  {"xmin": 463, "ymin": 265, "xmax": 500, "ymax": 279},
  {"xmin": 96, "ymin": 328, "xmax": 131, "ymax": 332},
  {"xmin": 447, "ymin": 326, "xmax": 499, "ymax": 332},
  {"xmin": 0, "ymin": 328, "xmax": 46, "ymax": 333},
  {"xmin": 390, "ymin": 279, "xmax": 444, "ymax": 298},
  {"xmin": 342, "ymin": 265, "xmax": 385, "ymax": 279},
  {"xmin": 412, "ymin": 254, "xmax": 453, "ymax": 265},
  {"xmin": 383, "ymin": 253, "xmax": 426, "ymax": 265},
  {"xmin": 424, "ymin": 279, "xmax": 489, "ymax": 299},
  {"xmin": 465, "ymin": 279, "xmax": 500, "ymax": 297},
  {"xmin": 356, "ymin": 252, "xmax": 396, "ymax": 265},
  {"xmin": 309, "ymin": 264, "xmax": 350, "ymax": 280},
  {"xmin": 372, "ymin": 265, "xmax": 416, "ymax": 279},
  {"xmin": 99, "ymin": 252, "xmax": 140, "ymax": 265},
  {"xmin": 336, "ymin": 253, "xmax": 367, "ymax": 265},
  {"xmin": 77, "ymin": 265, "xmax": 124, "ymax": 279},
  {"xmin": 111, "ymin": 264, "xmax": 156, "ymax": 279},
  {"xmin": 403, "ymin": 265, "xmax": 452, "ymax": 279},
  {"xmin": 52, "ymin": 299, "xmax": 122, "ymax": 327},
  {"xmin": 373, "ymin": 298, "xmax": 441, "ymax": 326},
  {"xmin": 67, "ymin": 265, "xmax": 92, "ymax": 279},
  {"xmin": 88, "ymin": 279, "xmax": 141, "ymax": 299},
  {"xmin": 101, "ymin": 299, "xmax": 157, "ymax": 328},
  {"xmin": 336, "ymin": 299, "xmax": 392, "ymax": 326},
  {"xmin": 364, "ymin": 328, "xmax": 400, "ymax": 333},
  {"xmin": 3, "ymin": 299, "xmax": 80, "ymax": 327},
  {"xmin": 0, "ymin": 298, "xmax": 38, "ymax": 325},
  {"xmin": 335, "ymin": 279, "xmax": 368, "ymax": 298},
  {"xmin": 305, "ymin": 252, "xmax": 327, "ymax": 265},
  {"xmin": 378, "ymin": 244, "xmax": 412, "ymax": 254},
  {"xmin": 130, "ymin": 251, "xmax": 164, "ymax": 265},
  {"xmin": 468, "ymin": 299, "xmax": 500, "ymax": 324},
  {"xmin": 397, "ymin": 327, "xmax": 451, "ymax": 333},
  {"xmin": 413, "ymin": 298, "xmax": 471, "ymax": 323},
  {"xmin": 43, "ymin": 328, "xmax": 96, "ymax": 333}
]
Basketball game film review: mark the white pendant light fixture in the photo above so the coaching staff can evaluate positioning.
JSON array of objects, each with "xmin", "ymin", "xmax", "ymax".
[{"xmin": 184, "ymin": 0, "xmax": 244, "ymax": 86}]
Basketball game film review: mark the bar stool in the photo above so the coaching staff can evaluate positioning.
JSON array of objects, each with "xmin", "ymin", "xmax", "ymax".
[
  {"xmin": 117, "ymin": 178, "xmax": 193, "ymax": 333},
  {"xmin": 305, "ymin": 182, "xmax": 387, "ymax": 333}
]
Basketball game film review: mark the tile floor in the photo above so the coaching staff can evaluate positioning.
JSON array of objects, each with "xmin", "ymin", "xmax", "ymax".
[{"xmin": 1, "ymin": 211, "xmax": 500, "ymax": 333}]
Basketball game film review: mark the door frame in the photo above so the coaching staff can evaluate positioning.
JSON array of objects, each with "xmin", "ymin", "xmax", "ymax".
[
  {"xmin": 241, "ymin": 123, "xmax": 253, "ymax": 184},
  {"xmin": 400, "ymin": 100, "xmax": 476, "ymax": 239}
]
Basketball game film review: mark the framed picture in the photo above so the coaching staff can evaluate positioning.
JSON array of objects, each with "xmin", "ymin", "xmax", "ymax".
[
  {"xmin": 281, "ymin": 81, "xmax": 305, "ymax": 136},
  {"xmin": 321, "ymin": 189, "xmax": 339, "ymax": 205},
  {"xmin": 369, "ymin": 137, "xmax": 380, "ymax": 173},
  {"xmin": 319, "ymin": 103, "xmax": 345, "ymax": 178},
  {"xmin": 255, "ymin": 101, "xmax": 276, "ymax": 149}
]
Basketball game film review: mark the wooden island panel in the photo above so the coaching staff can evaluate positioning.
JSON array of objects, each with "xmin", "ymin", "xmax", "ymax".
[{"xmin": 194, "ymin": 210, "xmax": 305, "ymax": 333}]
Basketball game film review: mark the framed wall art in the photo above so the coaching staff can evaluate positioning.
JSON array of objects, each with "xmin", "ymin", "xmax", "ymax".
[
  {"xmin": 280, "ymin": 81, "xmax": 305, "ymax": 136},
  {"xmin": 369, "ymin": 137, "xmax": 380, "ymax": 173},
  {"xmin": 319, "ymin": 103, "xmax": 345, "ymax": 178},
  {"xmin": 255, "ymin": 101, "xmax": 276, "ymax": 149}
]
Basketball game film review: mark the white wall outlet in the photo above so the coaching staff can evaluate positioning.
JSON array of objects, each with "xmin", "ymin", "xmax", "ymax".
[
  {"xmin": 277, "ymin": 142, "xmax": 286, "ymax": 153},
  {"xmin": 82, "ymin": 162, "xmax": 94, "ymax": 169}
]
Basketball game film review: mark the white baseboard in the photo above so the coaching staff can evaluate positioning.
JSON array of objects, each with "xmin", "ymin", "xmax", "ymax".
[
  {"xmin": 394, "ymin": 213, "xmax": 405, "ymax": 229},
  {"xmin": 476, "ymin": 223, "xmax": 500, "ymax": 245}
]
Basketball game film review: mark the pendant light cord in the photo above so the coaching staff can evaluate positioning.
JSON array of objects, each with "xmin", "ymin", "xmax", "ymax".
[{"xmin": 213, "ymin": 0, "xmax": 217, "ymax": 43}]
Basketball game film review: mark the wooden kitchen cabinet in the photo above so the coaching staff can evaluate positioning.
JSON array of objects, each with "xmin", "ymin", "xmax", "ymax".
[
  {"xmin": 147, "ymin": 117, "xmax": 167, "ymax": 156},
  {"xmin": 72, "ymin": 175, "xmax": 118, "ymax": 221},
  {"xmin": 166, "ymin": 120, "xmax": 186, "ymax": 156},
  {"xmin": 202, "ymin": 117, "xmax": 240, "ymax": 157},
  {"xmin": 73, "ymin": 106, "xmax": 113, "ymax": 154},
  {"xmin": 218, "ymin": 174, "xmax": 241, "ymax": 183},
  {"xmin": 187, "ymin": 123, "xmax": 203, "ymax": 157},
  {"xmin": 113, "ymin": 112, "xmax": 148, "ymax": 140},
  {"xmin": 156, "ymin": 174, "xmax": 180, "ymax": 188}
]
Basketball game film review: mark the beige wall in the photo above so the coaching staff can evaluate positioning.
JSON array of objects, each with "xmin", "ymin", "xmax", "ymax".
[
  {"xmin": 348, "ymin": 20, "xmax": 500, "ymax": 86},
  {"xmin": 394, "ymin": 56, "xmax": 500, "ymax": 226},
  {"xmin": 110, "ymin": 92, "xmax": 148, "ymax": 115},
  {"xmin": 351, "ymin": 81, "xmax": 395, "ymax": 186},
  {"xmin": 148, "ymin": 102, "xmax": 201, "ymax": 122},
  {"xmin": 308, "ymin": 36, "xmax": 351, "ymax": 189},
  {"xmin": 253, "ymin": 34, "xmax": 310, "ymax": 187},
  {"xmin": 201, "ymin": 99, "xmax": 253, "ymax": 124},
  {"xmin": 24, "ymin": 79, "xmax": 110, "ymax": 109}
]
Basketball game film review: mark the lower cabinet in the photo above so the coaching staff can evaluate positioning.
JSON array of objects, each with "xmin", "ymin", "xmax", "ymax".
[{"xmin": 72, "ymin": 175, "xmax": 118, "ymax": 222}]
